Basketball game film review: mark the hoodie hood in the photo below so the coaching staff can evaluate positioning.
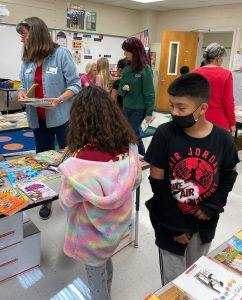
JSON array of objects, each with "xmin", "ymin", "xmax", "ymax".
[{"xmin": 58, "ymin": 144, "xmax": 142, "ymax": 266}]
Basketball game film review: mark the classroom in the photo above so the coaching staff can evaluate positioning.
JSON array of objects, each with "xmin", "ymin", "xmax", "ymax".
[{"xmin": 0, "ymin": 1, "xmax": 242, "ymax": 299}]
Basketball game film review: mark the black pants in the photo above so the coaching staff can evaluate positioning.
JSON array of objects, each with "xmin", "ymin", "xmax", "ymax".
[{"xmin": 33, "ymin": 118, "xmax": 68, "ymax": 153}]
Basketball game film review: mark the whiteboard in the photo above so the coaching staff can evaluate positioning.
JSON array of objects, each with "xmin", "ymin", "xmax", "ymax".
[
  {"xmin": 0, "ymin": 25, "xmax": 22, "ymax": 80},
  {"xmin": 54, "ymin": 30, "xmax": 126, "ymax": 74},
  {"xmin": 0, "ymin": 24, "xmax": 126, "ymax": 80}
]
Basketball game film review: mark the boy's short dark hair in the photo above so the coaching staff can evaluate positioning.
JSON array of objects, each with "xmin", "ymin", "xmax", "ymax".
[
  {"xmin": 168, "ymin": 73, "xmax": 211, "ymax": 104},
  {"xmin": 180, "ymin": 65, "xmax": 190, "ymax": 75},
  {"xmin": 117, "ymin": 58, "xmax": 128, "ymax": 70}
]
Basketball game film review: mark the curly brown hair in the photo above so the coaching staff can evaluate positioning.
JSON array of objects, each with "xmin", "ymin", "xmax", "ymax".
[{"xmin": 67, "ymin": 86, "xmax": 138, "ymax": 154}]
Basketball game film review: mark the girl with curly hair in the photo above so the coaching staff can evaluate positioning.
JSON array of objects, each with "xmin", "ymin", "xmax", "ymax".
[{"xmin": 58, "ymin": 86, "xmax": 142, "ymax": 300}]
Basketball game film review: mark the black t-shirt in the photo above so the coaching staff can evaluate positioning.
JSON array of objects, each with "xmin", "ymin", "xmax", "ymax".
[
  {"xmin": 112, "ymin": 79, "xmax": 123, "ymax": 109},
  {"xmin": 145, "ymin": 121, "xmax": 239, "ymax": 215}
]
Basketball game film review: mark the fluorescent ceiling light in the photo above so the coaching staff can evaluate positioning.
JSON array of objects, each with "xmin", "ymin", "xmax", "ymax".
[{"xmin": 131, "ymin": 0, "xmax": 164, "ymax": 3}]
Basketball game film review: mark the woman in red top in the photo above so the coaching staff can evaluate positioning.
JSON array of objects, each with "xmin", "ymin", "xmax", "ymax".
[{"xmin": 192, "ymin": 43, "xmax": 236, "ymax": 133}]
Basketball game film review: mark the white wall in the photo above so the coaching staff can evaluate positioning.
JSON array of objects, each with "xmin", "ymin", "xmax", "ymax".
[{"xmin": 2, "ymin": 0, "xmax": 140, "ymax": 37}]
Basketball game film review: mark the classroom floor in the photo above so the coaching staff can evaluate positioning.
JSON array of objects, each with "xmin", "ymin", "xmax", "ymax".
[{"xmin": 1, "ymin": 113, "xmax": 242, "ymax": 300}]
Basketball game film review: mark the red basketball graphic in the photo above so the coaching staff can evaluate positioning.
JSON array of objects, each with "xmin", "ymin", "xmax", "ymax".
[{"xmin": 172, "ymin": 157, "xmax": 214, "ymax": 195}]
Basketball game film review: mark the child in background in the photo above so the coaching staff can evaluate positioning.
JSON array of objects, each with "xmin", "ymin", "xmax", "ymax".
[
  {"xmin": 111, "ymin": 58, "xmax": 127, "ymax": 109},
  {"xmin": 80, "ymin": 61, "xmax": 97, "ymax": 87},
  {"xmin": 58, "ymin": 86, "xmax": 141, "ymax": 300},
  {"xmin": 180, "ymin": 65, "xmax": 190, "ymax": 75},
  {"xmin": 145, "ymin": 73, "xmax": 239, "ymax": 286},
  {"xmin": 96, "ymin": 57, "xmax": 113, "ymax": 91}
]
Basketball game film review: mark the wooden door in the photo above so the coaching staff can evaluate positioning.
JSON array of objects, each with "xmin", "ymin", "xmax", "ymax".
[{"xmin": 156, "ymin": 31, "xmax": 199, "ymax": 112}]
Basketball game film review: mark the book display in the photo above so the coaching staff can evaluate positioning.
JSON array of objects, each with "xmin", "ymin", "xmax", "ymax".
[{"xmin": 146, "ymin": 232, "xmax": 242, "ymax": 300}]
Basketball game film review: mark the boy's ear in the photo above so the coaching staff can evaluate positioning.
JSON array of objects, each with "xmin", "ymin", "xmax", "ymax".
[{"xmin": 200, "ymin": 102, "xmax": 209, "ymax": 115}]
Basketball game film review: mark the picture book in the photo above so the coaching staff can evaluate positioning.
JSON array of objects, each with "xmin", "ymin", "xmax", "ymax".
[
  {"xmin": 18, "ymin": 181, "xmax": 58, "ymax": 203},
  {"xmin": 156, "ymin": 286, "xmax": 190, "ymax": 300},
  {"xmin": 214, "ymin": 233, "xmax": 242, "ymax": 276},
  {"xmin": 19, "ymin": 98, "xmax": 53, "ymax": 107},
  {"xmin": 0, "ymin": 157, "xmax": 43, "ymax": 176},
  {"xmin": 0, "ymin": 177, "xmax": 4, "ymax": 185},
  {"xmin": 173, "ymin": 256, "xmax": 242, "ymax": 300},
  {"xmin": 0, "ymin": 190, "xmax": 29, "ymax": 216},
  {"xmin": 7, "ymin": 168, "xmax": 42, "ymax": 186},
  {"xmin": 38, "ymin": 169, "xmax": 61, "ymax": 181},
  {"xmin": 35, "ymin": 150, "xmax": 63, "ymax": 165}
]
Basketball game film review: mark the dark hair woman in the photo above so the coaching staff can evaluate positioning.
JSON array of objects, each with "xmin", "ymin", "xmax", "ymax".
[
  {"xmin": 118, "ymin": 37, "xmax": 155, "ymax": 155},
  {"xmin": 16, "ymin": 17, "xmax": 81, "ymax": 219}
]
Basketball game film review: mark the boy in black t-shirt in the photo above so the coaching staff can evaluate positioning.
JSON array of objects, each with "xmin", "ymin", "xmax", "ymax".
[{"xmin": 144, "ymin": 73, "xmax": 239, "ymax": 286}]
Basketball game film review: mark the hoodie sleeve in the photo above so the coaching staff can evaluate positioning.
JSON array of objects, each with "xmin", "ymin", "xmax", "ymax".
[{"xmin": 59, "ymin": 175, "xmax": 84, "ymax": 209}]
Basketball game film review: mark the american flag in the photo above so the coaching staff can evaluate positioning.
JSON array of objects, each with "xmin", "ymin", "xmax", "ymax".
[{"xmin": 139, "ymin": 29, "xmax": 149, "ymax": 47}]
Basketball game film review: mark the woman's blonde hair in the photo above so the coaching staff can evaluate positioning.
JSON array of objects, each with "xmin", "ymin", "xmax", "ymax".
[
  {"xmin": 85, "ymin": 61, "xmax": 96, "ymax": 73},
  {"xmin": 97, "ymin": 57, "xmax": 112, "ymax": 89}
]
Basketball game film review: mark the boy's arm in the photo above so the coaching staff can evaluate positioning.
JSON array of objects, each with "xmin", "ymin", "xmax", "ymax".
[{"xmin": 198, "ymin": 135, "xmax": 239, "ymax": 218}]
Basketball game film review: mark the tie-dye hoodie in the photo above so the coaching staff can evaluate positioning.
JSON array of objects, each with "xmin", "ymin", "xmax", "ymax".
[{"xmin": 58, "ymin": 144, "xmax": 142, "ymax": 267}]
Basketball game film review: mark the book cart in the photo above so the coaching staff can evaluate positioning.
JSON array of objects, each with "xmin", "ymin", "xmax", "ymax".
[{"xmin": 145, "ymin": 231, "xmax": 242, "ymax": 300}]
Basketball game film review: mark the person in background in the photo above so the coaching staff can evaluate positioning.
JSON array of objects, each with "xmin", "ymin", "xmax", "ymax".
[
  {"xmin": 81, "ymin": 61, "xmax": 97, "ymax": 87},
  {"xmin": 59, "ymin": 86, "xmax": 141, "ymax": 300},
  {"xmin": 145, "ymin": 73, "xmax": 239, "ymax": 286},
  {"xmin": 192, "ymin": 43, "xmax": 236, "ymax": 134},
  {"xmin": 180, "ymin": 65, "xmax": 190, "ymax": 75},
  {"xmin": 96, "ymin": 57, "xmax": 113, "ymax": 91},
  {"xmin": 118, "ymin": 37, "xmax": 155, "ymax": 156},
  {"xmin": 111, "ymin": 58, "xmax": 127, "ymax": 109},
  {"xmin": 16, "ymin": 17, "xmax": 81, "ymax": 220}
]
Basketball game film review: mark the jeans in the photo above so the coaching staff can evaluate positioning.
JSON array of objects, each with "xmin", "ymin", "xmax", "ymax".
[
  {"xmin": 33, "ymin": 118, "xmax": 68, "ymax": 153},
  {"xmin": 124, "ymin": 108, "xmax": 146, "ymax": 155}
]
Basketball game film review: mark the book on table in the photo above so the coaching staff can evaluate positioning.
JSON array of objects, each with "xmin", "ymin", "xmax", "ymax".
[
  {"xmin": 19, "ymin": 98, "xmax": 53, "ymax": 107},
  {"xmin": 18, "ymin": 181, "xmax": 58, "ymax": 203},
  {"xmin": 173, "ymin": 256, "xmax": 242, "ymax": 300},
  {"xmin": 0, "ymin": 189, "xmax": 29, "ymax": 216},
  {"xmin": 214, "ymin": 231, "xmax": 242, "ymax": 276}
]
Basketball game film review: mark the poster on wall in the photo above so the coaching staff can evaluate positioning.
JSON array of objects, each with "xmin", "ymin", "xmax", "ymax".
[
  {"xmin": 86, "ymin": 12, "xmax": 96, "ymax": 31},
  {"xmin": 56, "ymin": 31, "xmax": 67, "ymax": 47},
  {"xmin": 72, "ymin": 51, "xmax": 81, "ymax": 64},
  {"xmin": 72, "ymin": 39, "xmax": 83, "ymax": 50},
  {"xmin": 67, "ymin": 3, "xmax": 85, "ymax": 30}
]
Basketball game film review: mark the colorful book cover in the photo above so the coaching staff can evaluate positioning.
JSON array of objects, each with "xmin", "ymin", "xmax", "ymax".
[
  {"xmin": 173, "ymin": 256, "xmax": 242, "ymax": 300},
  {"xmin": 0, "ymin": 190, "xmax": 29, "ymax": 216},
  {"xmin": 38, "ymin": 169, "xmax": 61, "ymax": 181},
  {"xmin": 35, "ymin": 150, "xmax": 62, "ymax": 165},
  {"xmin": 215, "ymin": 232, "xmax": 242, "ymax": 276},
  {"xmin": 18, "ymin": 181, "xmax": 58, "ymax": 203},
  {"xmin": 7, "ymin": 168, "xmax": 42, "ymax": 186}
]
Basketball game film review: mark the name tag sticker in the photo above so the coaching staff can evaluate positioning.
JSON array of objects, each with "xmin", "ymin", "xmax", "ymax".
[
  {"xmin": 135, "ymin": 74, "xmax": 141, "ymax": 78},
  {"xmin": 46, "ymin": 66, "xmax": 58, "ymax": 74},
  {"xmin": 25, "ymin": 68, "xmax": 32, "ymax": 74}
]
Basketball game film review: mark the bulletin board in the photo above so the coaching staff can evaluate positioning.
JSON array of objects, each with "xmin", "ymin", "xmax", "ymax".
[{"xmin": 0, "ymin": 24, "xmax": 126, "ymax": 80}]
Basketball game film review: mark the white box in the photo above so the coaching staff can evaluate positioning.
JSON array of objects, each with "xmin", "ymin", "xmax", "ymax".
[
  {"xmin": 0, "ymin": 220, "xmax": 40, "ymax": 282},
  {"xmin": 0, "ymin": 212, "xmax": 23, "ymax": 250}
]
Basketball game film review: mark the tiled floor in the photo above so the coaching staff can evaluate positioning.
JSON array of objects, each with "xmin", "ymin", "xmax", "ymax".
[{"xmin": 1, "ymin": 114, "xmax": 242, "ymax": 300}]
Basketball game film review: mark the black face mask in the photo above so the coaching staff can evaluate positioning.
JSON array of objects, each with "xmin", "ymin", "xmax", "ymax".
[{"xmin": 171, "ymin": 105, "xmax": 201, "ymax": 129}]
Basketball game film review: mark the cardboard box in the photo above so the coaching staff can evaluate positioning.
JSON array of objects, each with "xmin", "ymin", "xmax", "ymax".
[
  {"xmin": 0, "ymin": 212, "xmax": 23, "ymax": 250},
  {"xmin": 0, "ymin": 220, "xmax": 40, "ymax": 282}
]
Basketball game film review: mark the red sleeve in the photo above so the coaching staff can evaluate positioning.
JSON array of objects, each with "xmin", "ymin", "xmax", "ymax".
[{"xmin": 222, "ymin": 72, "xmax": 236, "ymax": 127}]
